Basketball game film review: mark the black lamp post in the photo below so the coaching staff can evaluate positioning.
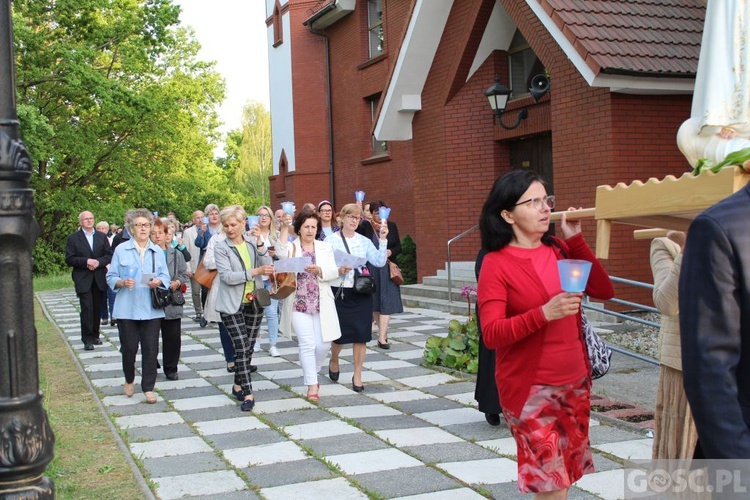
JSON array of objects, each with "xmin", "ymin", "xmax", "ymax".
[
  {"xmin": 484, "ymin": 75, "xmax": 528, "ymax": 130},
  {"xmin": 0, "ymin": 0, "xmax": 56, "ymax": 496}
]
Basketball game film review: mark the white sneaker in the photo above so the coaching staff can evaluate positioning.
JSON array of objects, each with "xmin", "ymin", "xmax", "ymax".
[
  {"xmin": 254, "ymin": 344, "xmax": 263, "ymax": 353},
  {"xmin": 269, "ymin": 345, "xmax": 280, "ymax": 357}
]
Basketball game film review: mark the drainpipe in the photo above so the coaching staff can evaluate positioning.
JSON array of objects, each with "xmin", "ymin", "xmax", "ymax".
[{"xmin": 306, "ymin": 26, "xmax": 336, "ymax": 208}]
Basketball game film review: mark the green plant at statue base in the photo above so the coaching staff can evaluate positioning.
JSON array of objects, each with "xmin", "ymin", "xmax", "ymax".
[
  {"xmin": 396, "ymin": 235, "xmax": 417, "ymax": 284},
  {"xmin": 423, "ymin": 317, "xmax": 479, "ymax": 374}
]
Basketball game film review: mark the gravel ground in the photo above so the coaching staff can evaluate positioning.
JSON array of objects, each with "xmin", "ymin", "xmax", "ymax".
[{"xmin": 596, "ymin": 312, "xmax": 660, "ymax": 361}]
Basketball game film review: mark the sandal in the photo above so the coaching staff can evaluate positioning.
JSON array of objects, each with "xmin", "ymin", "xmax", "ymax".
[{"xmin": 307, "ymin": 383, "xmax": 320, "ymax": 402}]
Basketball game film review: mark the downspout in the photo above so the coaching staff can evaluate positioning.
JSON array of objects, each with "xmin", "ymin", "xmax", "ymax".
[{"xmin": 307, "ymin": 26, "xmax": 336, "ymax": 208}]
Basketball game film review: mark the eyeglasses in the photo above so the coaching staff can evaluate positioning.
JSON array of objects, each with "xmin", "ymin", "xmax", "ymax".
[
  {"xmin": 133, "ymin": 222, "xmax": 151, "ymax": 229},
  {"xmin": 514, "ymin": 195, "xmax": 555, "ymax": 211},
  {"xmin": 319, "ymin": 209, "xmax": 332, "ymax": 213},
  {"xmin": 258, "ymin": 214, "xmax": 271, "ymax": 218},
  {"xmin": 344, "ymin": 215, "xmax": 359, "ymax": 221}
]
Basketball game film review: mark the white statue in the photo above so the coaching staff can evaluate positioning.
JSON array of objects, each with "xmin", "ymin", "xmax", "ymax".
[{"xmin": 677, "ymin": 0, "xmax": 750, "ymax": 168}]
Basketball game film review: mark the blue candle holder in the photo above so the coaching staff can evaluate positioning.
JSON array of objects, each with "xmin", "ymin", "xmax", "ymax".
[
  {"xmin": 125, "ymin": 265, "xmax": 138, "ymax": 279},
  {"xmin": 201, "ymin": 216, "xmax": 209, "ymax": 225},
  {"xmin": 281, "ymin": 201, "xmax": 295, "ymax": 215},
  {"xmin": 558, "ymin": 259, "xmax": 592, "ymax": 292},
  {"xmin": 247, "ymin": 215, "xmax": 260, "ymax": 229},
  {"xmin": 355, "ymin": 190, "xmax": 365, "ymax": 202},
  {"xmin": 378, "ymin": 206, "xmax": 391, "ymax": 222}
]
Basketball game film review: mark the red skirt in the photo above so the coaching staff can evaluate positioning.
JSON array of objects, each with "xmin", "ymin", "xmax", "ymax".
[{"xmin": 502, "ymin": 376, "xmax": 594, "ymax": 493}]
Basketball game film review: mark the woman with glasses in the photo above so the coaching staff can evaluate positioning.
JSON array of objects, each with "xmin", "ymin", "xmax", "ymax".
[
  {"xmin": 255, "ymin": 205, "xmax": 282, "ymax": 357},
  {"xmin": 327, "ymin": 203, "xmax": 388, "ymax": 392},
  {"xmin": 357, "ymin": 200, "xmax": 403, "ymax": 349},
  {"xmin": 477, "ymin": 170, "xmax": 613, "ymax": 496},
  {"xmin": 316, "ymin": 200, "xmax": 339, "ymax": 241},
  {"xmin": 106, "ymin": 208, "xmax": 172, "ymax": 404}
]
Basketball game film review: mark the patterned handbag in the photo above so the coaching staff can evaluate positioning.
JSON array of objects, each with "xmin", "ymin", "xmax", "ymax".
[{"xmin": 582, "ymin": 311, "xmax": 612, "ymax": 379}]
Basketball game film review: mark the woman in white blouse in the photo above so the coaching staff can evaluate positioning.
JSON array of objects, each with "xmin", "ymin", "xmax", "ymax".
[{"xmin": 326, "ymin": 203, "xmax": 388, "ymax": 392}]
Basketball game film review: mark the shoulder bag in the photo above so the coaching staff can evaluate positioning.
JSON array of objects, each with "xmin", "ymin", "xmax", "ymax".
[
  {"xmin": 166, "ymin": 252, "xmax": 186, "ymax": 306},
  {"xmin": 388, "ymin": 260, "xmax": 404, "ymax": 286},
  {"xmin": 270, "ymin": 244, "xmax": 297, "ymax": 299},
  {"xmin": 150, "ymin": 256, "xmax": 171, "ymax": 309},
  {"xmin": 582, "ymin": 312, "xmax": 611, "ymax": 379},
  {"xmin": 194, "ymin": 259, "xmax": 218, "ymax": 288},
  {"xmin": 340, "ymin": 232, "xmax": 376, "ymax": 295}
]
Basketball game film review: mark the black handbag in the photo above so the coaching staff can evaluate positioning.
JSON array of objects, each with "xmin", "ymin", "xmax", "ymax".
[
  {"xmin": 151, "ymin": 287, "xmax": 170, "ymax": 308},
  {"xmin": 166, "ymin": 255, "xmax": 186, "ymax": 306},
  {"xmin": 339, "ymin": 232, "xmax": 376, "ymax": 295}
]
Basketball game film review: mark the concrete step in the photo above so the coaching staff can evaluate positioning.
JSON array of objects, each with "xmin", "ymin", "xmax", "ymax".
[
  {"xmin": 401, "ymin": 284, "xmax": 477, "ymax": 303},
  {"xmin": 422, "ymin": 275, "xmax": 477, "ymax": 289},
  {"xmin": 401, "ymin": 294, "xmax": 476, "ymax": 316}
]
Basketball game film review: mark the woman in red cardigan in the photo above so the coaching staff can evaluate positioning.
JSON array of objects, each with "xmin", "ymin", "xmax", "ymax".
[{"xmin": 477, "ymin": 170, "xmax": 614, "ymax": 496}]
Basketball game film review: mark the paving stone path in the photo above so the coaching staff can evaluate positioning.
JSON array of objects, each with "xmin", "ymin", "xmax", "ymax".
[{"xmin": 37, "ymin": 289, "xmax": 652, "ymax": 499}]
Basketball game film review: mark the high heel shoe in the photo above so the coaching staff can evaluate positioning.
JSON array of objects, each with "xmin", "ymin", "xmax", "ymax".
[
  {"xmin": 377, "ymin": 338, "xmax": 390, "ymax": 349},
  {"xmin": 352, "ymin": 378, "xmax": 364, "ymax": 393}
]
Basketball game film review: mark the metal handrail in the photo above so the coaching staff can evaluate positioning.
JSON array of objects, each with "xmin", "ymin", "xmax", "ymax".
[{"xmin": 446, "ymin": 225, "xmax": 478, "ymax": 302}]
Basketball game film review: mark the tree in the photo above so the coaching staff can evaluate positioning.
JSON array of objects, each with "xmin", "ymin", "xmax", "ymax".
[
  {"xmin": 225, "ymin": 102, "xmax": 272, "ymax": 209},
  {"xmin": 12, "ymin": 0, "xmax": 231, "ymax": 273}
]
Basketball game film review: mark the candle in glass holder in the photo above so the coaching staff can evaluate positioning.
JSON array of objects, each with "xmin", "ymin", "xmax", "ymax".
[
  {"xmin": 557, "ymin": 259, "xmax": 592, "ymax": 292},
  {"xmin": 125, "ymin": 265, "xmax": 138, "ymax": 279},
  {"xmin": 247, "ymin": 215, "xmax": 260, "ymax": 230},
  {"xmin": 355, "ymin": 190, "xmax": 365, "ymax": 202},
  {"xmin": 281, "ymin": 201, "xmax": 295, "ymax": 215},
  {"xmin": 202, "ymin": 216, "xmax": 209, "ymax": 225},
  {"xmin": 378, "ymin": 206, "xmax": 391, "ymax": 223}
]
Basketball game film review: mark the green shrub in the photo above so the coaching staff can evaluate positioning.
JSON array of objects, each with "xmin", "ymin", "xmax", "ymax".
[
  {"xmin": 33, "ymin": 239, "xmax": 67, "ymax": 276},
  {"xmin": 397, "ymin": 234, "xmax": 417, "ymax": 284},
  {"xmin": 423, "ymin": 317, "xmax": 479, "ymax": 374}
]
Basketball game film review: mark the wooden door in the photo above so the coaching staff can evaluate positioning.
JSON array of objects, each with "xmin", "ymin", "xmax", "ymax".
[{"xmin": 509, "ymin": 133, "xmax": 553, "ymax": 190}]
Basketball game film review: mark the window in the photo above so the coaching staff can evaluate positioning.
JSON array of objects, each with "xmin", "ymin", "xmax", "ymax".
[
  {"xmin": 508, "ymin": 30, "xmax": 545, "ymax": 99},
  {"xmin": 369, "ymin": 96, "xmax": 387, "ymax": 155},
  {"xmin": 367, "ymin": 0, "xmax": 384, "ymax": 57}
]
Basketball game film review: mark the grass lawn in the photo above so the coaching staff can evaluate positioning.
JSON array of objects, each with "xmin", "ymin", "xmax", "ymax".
[{"xmin": 35, "ymin": 275, "xmax": 145, "ymax": 499}]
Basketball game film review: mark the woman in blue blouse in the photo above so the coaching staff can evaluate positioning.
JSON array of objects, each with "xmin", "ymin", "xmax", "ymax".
[
  {"xmin": 106, "ymin": 208, "xmax": 171, "ymax": 404},
  {"xmin": 327, "ymin": 203, "xmax": 388, "ymax": 391}
]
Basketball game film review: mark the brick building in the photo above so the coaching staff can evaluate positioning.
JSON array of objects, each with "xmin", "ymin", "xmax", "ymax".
[{"xmin": 265, "ymin": 0, "xmax": 704, "ymax": 299}]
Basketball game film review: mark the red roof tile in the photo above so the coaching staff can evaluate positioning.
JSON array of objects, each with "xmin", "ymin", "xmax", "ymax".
[{"xmin": 541, "ymin": 0, "xmax": 705, "ymax": 77}]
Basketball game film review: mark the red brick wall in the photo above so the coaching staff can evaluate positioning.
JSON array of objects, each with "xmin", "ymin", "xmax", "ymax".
[
  {"xmin": 323, "ymin": 0, "xmax": 416, "ymax": 239},
  {"xmin": 279, "ymin": 0, "xmax": 695, "ymax": 310}
]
